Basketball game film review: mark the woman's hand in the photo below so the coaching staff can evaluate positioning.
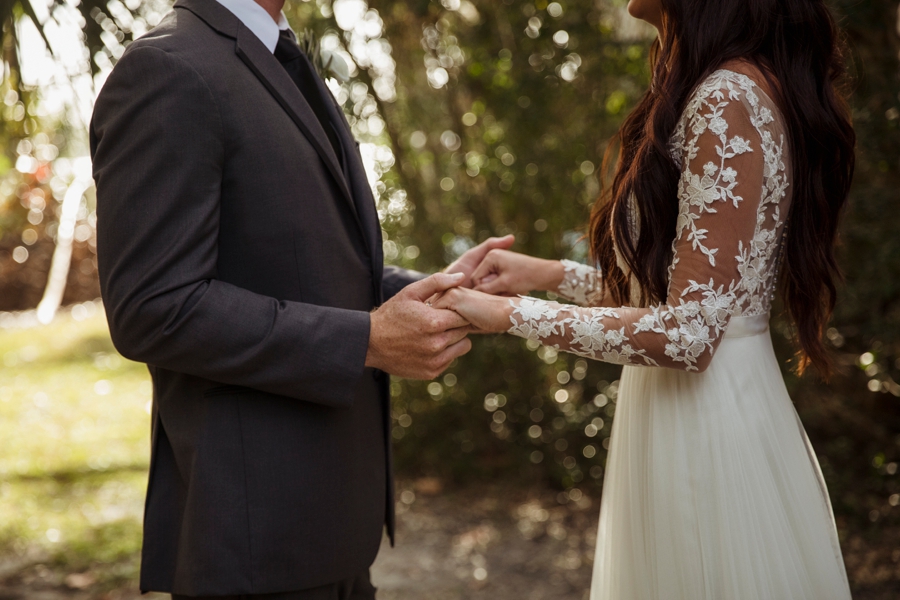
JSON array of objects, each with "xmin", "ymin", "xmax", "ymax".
[
  {"xmin": 431, "ymin": 287, "xmax": 514, "ymax": 334},
  {"xmin": 471, "ymin": 249, "xmax": 565, "ymax": 296},
  {"xmin": 444, "ymin": 235, "xmax": 515, "ymax": 288}
]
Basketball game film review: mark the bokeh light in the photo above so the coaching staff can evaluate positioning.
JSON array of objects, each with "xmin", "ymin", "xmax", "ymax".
[{"xmin": 0, "ymin": 0, "xmax": 898, "ymax": 597}]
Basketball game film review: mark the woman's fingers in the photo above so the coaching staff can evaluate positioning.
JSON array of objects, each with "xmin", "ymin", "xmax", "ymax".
[
  {"xmin": 444, "ymin": 235, "xmax": 515, "ymax": 288},
  {"xmin": 431, "ymin": 288, "xmax": 458, "ymax": 311},
  {"xmin": 479, "ymin": 234, "xmax": 515, "ymax": 253},
  {"xmin": 471, "ymin": 272, "xmax": 499, "ymax": 290},
  {"xmin": 470, "ymin": 250, "xmax": 503, "ymax": 284},
  {"xmin": 434, "ymin": 288, "xmax": 482, "ymax": 325},
  {"xmin": 431, "ymin": 287, "xmax": 512, "ymax": 334},
  {"xmin": 474, "ymin": 275, "xmax": 510, "ymax": 296}
]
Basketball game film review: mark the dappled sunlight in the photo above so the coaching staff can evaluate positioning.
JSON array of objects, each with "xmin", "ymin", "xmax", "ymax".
[
  {"xmin": 0, "ymin": 0, "xmax": 896, "ymax": 597},
  {"xmin": 0, "ymin": 307, "xmax": 151, "ymax": 478}
]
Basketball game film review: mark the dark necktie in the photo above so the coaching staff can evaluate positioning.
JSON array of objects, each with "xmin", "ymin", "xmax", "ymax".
[{"xmin": 274, "ymin": 29, "xmax": 342, "ymax": 159}]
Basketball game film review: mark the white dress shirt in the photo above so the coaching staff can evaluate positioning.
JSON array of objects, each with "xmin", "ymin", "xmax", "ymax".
[{"xmin": 214, "ymin": 0, "xmax": 290, "ymax": 53}]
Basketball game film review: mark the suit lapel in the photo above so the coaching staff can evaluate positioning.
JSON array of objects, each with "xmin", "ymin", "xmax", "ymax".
[
  {"xmin": 312, "ymin": 76, "xmax": 385, "ymax": 284},
  {"xmin": 174, "ymin": 0, "xmax": 363, "ymax": 235},
  {"xmin": 233, "ymin": 28, "xmax": 361, "ymax": 221}
]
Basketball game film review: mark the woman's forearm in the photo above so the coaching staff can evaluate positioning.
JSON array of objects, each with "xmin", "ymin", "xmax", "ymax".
[{"xmin": 555, "ymin": 260, "xmax": 607, "ymax": 306}]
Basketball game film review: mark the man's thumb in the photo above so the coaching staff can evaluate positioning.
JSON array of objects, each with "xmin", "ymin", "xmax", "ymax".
[{"xmin": 407, "ymin": 272, "xmax": 464, "ymax": 301}]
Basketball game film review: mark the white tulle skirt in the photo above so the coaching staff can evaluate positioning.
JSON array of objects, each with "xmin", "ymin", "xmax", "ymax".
[{"xmin": 590, "ymin": 315, "xmax": 851, "ymax": 600}]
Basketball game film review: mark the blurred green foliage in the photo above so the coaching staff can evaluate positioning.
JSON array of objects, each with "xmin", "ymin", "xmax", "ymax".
[
  {"xmin": 788, "ymin": 0, "xmax": 900, "ymax": 538},
  {"xmin": 322, "ymin": 0, "xmax": 900, "ymax": 528},
  {"xmin": 355, "ymin": 0, "xmax": 654, "ymax": 492},
  {"xmin": 0, "ymin": 0, "xmax": 897, "ymax": 566},
  {"xmin": 0, "ymin": 307, "xmax": 151, "ymax": 588}
]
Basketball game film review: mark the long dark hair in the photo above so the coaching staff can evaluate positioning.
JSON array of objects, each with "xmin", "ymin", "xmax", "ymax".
[{"xmin": 590, "ymin": 0, "xmax": 855, "ymax": 377}]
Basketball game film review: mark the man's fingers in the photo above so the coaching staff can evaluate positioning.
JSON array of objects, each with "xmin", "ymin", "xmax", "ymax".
[
  {"xmin": 435, "ymin": 337, "xmax": 473, "ymax": 368},
  {"xmin": 431, "ymin": 296, "xmax": 453, "ymax": 311},
  {"xmin": 462, "ymin": 325, "xmax": 491, "ymax": 334},
  {"xmin": 423, "ymin": 298, "xmax": 469, "ymax": 328},
  {"xmin": 431, "ymin": 307, "xmax": 469, "ymax": 330},
  {"xmin": 436, "ymin": 326, "xmax": 470, "ymax": 350},
  {"xmin": 406, "ymin": 272, "xmax": 464, "ymax": 302}
]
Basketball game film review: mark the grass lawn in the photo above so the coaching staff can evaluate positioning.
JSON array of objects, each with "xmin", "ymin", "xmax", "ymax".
[
  {"xmin": 0, "ymin": 302, "xmax": 154, "ymax": 593},
  {"xmin": 1, "ymin": 303, "xmax": 897, "ymax": 599}
]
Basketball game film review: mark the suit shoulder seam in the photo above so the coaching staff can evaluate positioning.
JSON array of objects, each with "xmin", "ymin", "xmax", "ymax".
[{"xmin": 123, "ymin": 45, "xmax": 226, "ymax": 151}]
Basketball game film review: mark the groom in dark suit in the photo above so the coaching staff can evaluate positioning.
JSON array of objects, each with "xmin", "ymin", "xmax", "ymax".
[{"xmin": 90, "ymin": 0, "xmax": 512, "ymax": 597}]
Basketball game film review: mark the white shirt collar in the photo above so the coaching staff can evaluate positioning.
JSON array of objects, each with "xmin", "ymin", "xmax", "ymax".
[{"xmin": 214, "ymin": 0, "xmax": 289, "ymax": 53}]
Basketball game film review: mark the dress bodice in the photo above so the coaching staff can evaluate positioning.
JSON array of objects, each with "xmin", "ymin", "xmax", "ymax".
[{"xmin": 507, "ymin": 69, "xmax": 792, "ymax": 372}]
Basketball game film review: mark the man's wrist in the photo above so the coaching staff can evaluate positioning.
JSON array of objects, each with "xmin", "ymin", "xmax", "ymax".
[{"xmin": 364, "ymin": 308, "xmax": 383, "ymax": 370}]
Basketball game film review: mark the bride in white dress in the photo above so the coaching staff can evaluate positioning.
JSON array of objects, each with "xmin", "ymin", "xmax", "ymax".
[{"xmin": 432, "ymin": 0, "xmax": 855, "ymax": 597}]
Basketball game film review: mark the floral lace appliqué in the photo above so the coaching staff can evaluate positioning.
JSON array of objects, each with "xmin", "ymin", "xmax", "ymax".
[
  {"xmin": 507, "ymin": 69, "xmax": 789, "ymax": 372},
  {"xmin": 557, "ymin": 259, "xmax": 605, "ymax": 306},
  {"xmin": 509, "ymin": 299, "xmax": 658, "ymax": 367},
  {"xmin": 631, "ymin": 279, "xmax": 737, "ymax": 370},
  {"xmin": 670, "ymin": 70, "xmax": 789, "ymax": 316}
]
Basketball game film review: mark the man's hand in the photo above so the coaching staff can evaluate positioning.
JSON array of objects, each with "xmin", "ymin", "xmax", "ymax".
[
  {"xmin": 444, "ymin": 235, "xmax": 515, "ymax": 288},
  {"xmin": 366, "ymin": 272, "xmax": 473, "ymax": 380}
]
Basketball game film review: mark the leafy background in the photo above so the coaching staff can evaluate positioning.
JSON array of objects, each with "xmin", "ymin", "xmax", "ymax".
[{"xmin": 0, "ymin": 0, "xmax": 898, "ymax": 597}]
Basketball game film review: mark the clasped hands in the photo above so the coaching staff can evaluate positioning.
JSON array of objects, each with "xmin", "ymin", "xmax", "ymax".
[{"xmin": 365, "ymin": 236, "xmax": 566, "ymax": 380}]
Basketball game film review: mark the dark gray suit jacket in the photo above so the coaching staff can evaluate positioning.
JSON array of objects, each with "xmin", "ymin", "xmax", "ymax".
[{"xmin": 90, "ymin": 0, "xmax": 422, "ymax": 594}]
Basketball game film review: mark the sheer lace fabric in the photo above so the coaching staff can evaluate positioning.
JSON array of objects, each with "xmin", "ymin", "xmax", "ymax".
[
  {"xmin": 509, "ymin": 70, "xmax": 790, "ymax": 372},
  {"xmin": 556, "ymin": 259, "xmax": 607, "ymax": 306},
  {"xmin": 526, "ymin": 68, "xmax": 851, "ymax": 599}
]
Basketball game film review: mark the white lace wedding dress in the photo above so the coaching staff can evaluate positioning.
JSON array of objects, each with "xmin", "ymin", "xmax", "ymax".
[{"xmin": 506, "ymin": 69, "xmax": 852, "ymax": 599}]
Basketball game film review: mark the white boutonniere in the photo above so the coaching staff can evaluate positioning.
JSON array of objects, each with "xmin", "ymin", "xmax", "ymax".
[{"xmin": 296, "ymin": 29, "xmax": 351, "ymax": 83}]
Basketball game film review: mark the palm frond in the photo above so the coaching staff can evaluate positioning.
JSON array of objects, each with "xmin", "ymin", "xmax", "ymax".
[{"xmin": 19, "ymin": 0, "xmax": 53, "ymax": 55}]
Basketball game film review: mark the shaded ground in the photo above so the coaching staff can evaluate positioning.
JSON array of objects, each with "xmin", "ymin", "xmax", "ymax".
[
  {"xmin": 371, "ymin": 483, "xmax": 900, "ymax": 600},
  {"xmin": 372, "ymin": 483, "xmax": 596, "ymax": 600},
  {"xmin": 1, "ymin": 482, "xmax": 900, "ymax": 599},
  {"xmin": 0, "ymin": 480, "xmax": 597, "ymax": 600},
  {"xmin": 1, "ymin": 308, "xmax": 899, "ymax": 599}
]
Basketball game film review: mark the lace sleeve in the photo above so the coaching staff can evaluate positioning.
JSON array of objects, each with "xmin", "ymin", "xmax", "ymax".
[
  {"xmin": 556, "ymin": 260, "xmax": 606, "ymax": 306},
  {"xmin": 508, "ymin": 77, "xmax": 769, "ymax": 372}
]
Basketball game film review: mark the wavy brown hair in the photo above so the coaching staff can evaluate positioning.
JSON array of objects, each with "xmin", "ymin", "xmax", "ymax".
[{"xmin": 589, "ymin": 0, "xmax": 856, "ymax": 377}]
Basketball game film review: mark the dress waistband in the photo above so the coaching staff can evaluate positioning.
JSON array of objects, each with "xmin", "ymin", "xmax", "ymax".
[{"xmin": 724, "ymin": 313, "xmax": 770, "ymax": 339}]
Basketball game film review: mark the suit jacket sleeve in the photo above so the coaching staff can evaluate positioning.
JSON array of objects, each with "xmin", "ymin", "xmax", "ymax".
[
  {"xmin": 91, "ymin": 44, "xmax": 371, "ymax": 409},
  {"xmin": 381, "ymin": 266, "xmax": 427, "ymax": 301}
]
